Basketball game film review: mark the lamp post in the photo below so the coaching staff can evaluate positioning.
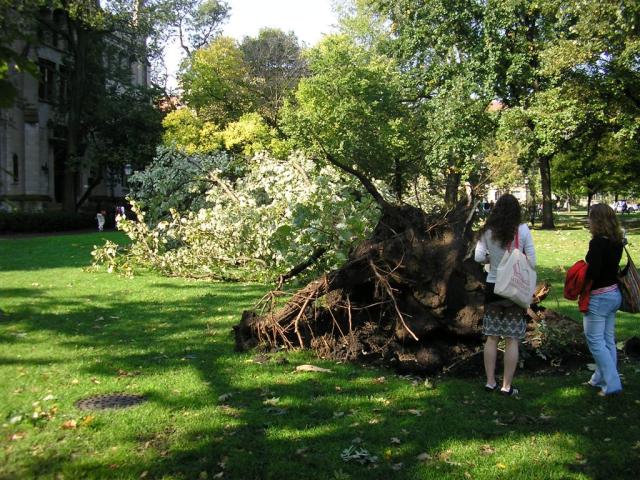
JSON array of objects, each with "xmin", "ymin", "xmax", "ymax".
[{"xmin": 124, "ymin": 163, "xmax": 133, "ymax": 176}]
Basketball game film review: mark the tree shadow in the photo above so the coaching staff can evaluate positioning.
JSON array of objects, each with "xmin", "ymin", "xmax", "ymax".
[{"xmin": 2, "ymin": 230, "xmax": 639, "ymax": 479}]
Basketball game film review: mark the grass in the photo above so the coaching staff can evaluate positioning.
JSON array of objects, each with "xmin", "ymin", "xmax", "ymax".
[{"xmin": 1, "ymin": 219, "xmax": 640, "ymax": 480}]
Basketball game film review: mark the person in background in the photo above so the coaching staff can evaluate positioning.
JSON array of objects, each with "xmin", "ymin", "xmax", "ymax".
[
  {"xmin": 583, "ymin": 204, "xmax": 624, "ymax": 396},
  {"xmin": 474, "ymin": 194, "xmax": 536, "ymax": 396},
  {"xmin": 96, "ymin": 210, "xmax": 106, "ymax": 232}
]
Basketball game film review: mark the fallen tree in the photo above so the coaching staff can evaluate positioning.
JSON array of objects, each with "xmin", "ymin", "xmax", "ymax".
[{"xmin": 233, "ymin": 199, "xmax": 590, "ymax": 375}]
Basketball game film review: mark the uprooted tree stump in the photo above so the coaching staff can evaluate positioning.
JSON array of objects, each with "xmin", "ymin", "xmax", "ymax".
[{"xmin": 233, "ymin": 202, "xmax": 587, "ymax": 375}]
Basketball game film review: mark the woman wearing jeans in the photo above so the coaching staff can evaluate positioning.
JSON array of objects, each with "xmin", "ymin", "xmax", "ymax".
[{"xmin": 584, "ymin": 204, "xmax": 624, "ymax": 396}]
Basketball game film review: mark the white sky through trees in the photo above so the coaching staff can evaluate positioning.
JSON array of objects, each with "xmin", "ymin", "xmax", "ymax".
[{"xmin": 164, "ymin": 0, "xmax": 338, "ymax": 90}]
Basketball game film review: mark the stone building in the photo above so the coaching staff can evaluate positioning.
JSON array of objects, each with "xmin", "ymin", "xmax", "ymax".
[{"xmin": 0, "ymin": 6, "xmax": 149, "ymax": 212}]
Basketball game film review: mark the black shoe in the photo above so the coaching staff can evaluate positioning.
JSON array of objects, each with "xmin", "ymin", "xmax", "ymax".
[
  {"xmin": 484, "ymin": 383, "xmax": 499, "ymax": 392},
  {"xmin": 500, "ymin": 386, "xmax": 519, "ymax": 397}
]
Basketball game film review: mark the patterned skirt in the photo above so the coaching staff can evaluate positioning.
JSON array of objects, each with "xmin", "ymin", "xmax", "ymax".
[{"xmin": 482, "ymin": 282, "xmax": 526, "ymax": 339}]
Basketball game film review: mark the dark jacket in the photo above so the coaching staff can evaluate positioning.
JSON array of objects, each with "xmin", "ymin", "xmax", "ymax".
[{"xmin": 585, "ymin": 236, "xmax": 623, "ymax": 290}]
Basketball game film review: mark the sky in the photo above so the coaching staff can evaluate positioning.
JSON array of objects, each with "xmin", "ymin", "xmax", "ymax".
[{"xmin": 164, "ymin": 0, "xmax": 339, "ymax": 89}]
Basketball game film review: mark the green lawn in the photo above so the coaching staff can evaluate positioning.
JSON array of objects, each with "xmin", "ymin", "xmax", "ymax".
[{"xmin": 1, "ymin": 222, "xmax": 639, "ymax": 480}]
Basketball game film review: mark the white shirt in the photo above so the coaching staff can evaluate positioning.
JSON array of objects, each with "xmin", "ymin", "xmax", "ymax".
[{"xmin": 474, "ymin": 224, "xmax": 536, "ymax": 283}]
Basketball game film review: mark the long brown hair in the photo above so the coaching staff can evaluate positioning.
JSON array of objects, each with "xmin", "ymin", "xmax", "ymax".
[
  {"xmin": 589, "ymin": 203, "xmax": 623, "ymax": 243},
  {"xmin": 480, "ymin": 193, "xmax": 522, "ymax": 248}
]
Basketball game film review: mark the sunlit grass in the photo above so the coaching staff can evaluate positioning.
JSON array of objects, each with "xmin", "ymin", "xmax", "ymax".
[{"xmin": 1, "ymin": 227, "xmax": 639, "ymax": 479}]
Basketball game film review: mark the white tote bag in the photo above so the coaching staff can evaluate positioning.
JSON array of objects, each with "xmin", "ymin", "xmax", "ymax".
[{"xmin": 494, "ymin": 231, "xmax": 536, "ymax": 308}]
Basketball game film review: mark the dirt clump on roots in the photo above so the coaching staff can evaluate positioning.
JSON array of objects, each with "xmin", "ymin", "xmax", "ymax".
[{"xmin": 233, "ymin": 203, "xmax": 587, "ymax": 375}]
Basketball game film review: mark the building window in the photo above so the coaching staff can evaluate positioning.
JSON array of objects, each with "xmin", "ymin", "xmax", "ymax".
[
  {"xmin": 38, "ymin": 60, "xmax": 56, "ymax": 102},
  {"xmin": 58, "ymin": 66, "xmax": 68, "ymax": 104},
  {"xmin": 12, "ymin": 154, "xmax": 18, "ymax": 183}
]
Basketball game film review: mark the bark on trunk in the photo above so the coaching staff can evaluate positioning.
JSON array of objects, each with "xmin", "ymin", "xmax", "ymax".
[
  {"xmin": 538, "ymin": 155, "xmax": 555, "ymax": 229},
  {"xmin": 444, "ymin": 171, "xmax": 461, "ymax": 208}
]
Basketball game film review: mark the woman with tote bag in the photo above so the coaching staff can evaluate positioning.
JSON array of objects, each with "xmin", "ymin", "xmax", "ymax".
[{"xmin": 474, "ymin": 194, "xmax": 536, "ymax": 396}]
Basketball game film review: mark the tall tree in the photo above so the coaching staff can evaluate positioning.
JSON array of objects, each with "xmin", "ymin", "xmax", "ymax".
[
  {"xmin": 179, "ymin": 36, "xmax": 253, "ymax": 125},
  {"xmin": 240, "ymin": 28, "xmax": 306, "ymax": 130},
  {"xmin": 0, "ymin": 0, "xmax": 39, "ymax": 107},
  {"xmin": 360, "ymin": 0, "xmax": 495, "ymax": 206},
  {"xmin": 2, "ymin": 1, "xmax": 165, "ymax": 211},
  {"xmin": 282, "ymin": 35, "xmax": 411, "ymax": 209},
  {"xmin": 151, "ymin": 0, "xmax": 230, "ymax": 58}
]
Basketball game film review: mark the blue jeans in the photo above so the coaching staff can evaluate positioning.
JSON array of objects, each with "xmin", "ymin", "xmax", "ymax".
[{"xmin": 583, "ymin": 288, "xmax": 622, "ymax": 394}]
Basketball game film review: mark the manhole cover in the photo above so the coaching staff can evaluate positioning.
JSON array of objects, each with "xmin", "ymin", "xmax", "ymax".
[{"xmin": 75, "ymin": 393, "xmax": 145, "ymax": 411}]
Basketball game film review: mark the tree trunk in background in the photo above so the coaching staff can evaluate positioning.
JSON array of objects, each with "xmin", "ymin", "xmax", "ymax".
[
  {"xmin": 444, "ymin": 171, "xmax": 461, "ymax": 208},
  {"xmin": 538, "ymin": 155, "xmax": 555, "ymax": 229},
  {"xmin": 393, "ymin": 158, "xmax": 403, "ymax": 203}
]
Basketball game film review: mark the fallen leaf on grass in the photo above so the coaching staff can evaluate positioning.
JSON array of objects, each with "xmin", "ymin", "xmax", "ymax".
[
  {"xmin": 10, "ymin": 432, "xmax": 26, "ymax": 441},
  {"xmin": 405, "ymin": 409, "xmax": 422, "ymax": 416},
  {"xmin": 390, "ymin": 437, "xmax": 401, "ymax": 444},
  {"xmin": 391, "ymin": 463, "xmax": 403, "ymax": 471},
  {"xmin": 61, "ymin": 420, "xmax": 77, "ymax": 430},
  {"xmin": 496, "ymin": 463, "xmax": 507, "ymax": 469},
  {"xmin": 139, "ymin": 472, "xmax": 148, "ymax": 479},
  {"xmin": 373, "ymin": 376, "xmax": 386, "ymax": 384},
  {"xmin": 417, "ymin": 452, "xmax": 432, "ymax": 462},
  {"xmin": 80, "ymin": 415, "xmax": 95, "ymax": 427},
  {"xmin": 480, "ymin": 444, "xmax": 495, "ymax": 455},
  {"xmin": 90, "ymin": 378, "xmax": 100, "ymax": 385},
  {"xmin": 9, "ymin": 415, "xmax": 23, "ymax": 425},
  {"xmin": 217, "ymin": 393, "xmax": 232, "ymax": 402},
  {"xmin": 295, "ymin": 364, "xmax": 332, "ymax": 373}
]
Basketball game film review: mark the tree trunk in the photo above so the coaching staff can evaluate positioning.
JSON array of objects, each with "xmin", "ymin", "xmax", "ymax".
[
  {"xmin": 538, "ymin": 155, "xmax": 555, "ymax": 229},
  {"xmin": 393, "ymin": 158, "xmax": 403, "ymax": 203},
  {"xmin": 587, "ymin": 192, "xmax": 594, "ymax": 214},
  {"xmin": 444, "ymin": 171, "xmax": 461, "ymax": 208},
  {"xmin": 234, "ymin": 202, "xmax": 486, "ymax": 373},
  {"xmin": 75, "ymin": 174, "xmax": 103, "ymax": 210}
]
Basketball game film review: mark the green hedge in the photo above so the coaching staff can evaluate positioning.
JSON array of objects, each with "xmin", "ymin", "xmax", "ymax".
[{"xmin": 0, "ymin": 211, "xmax": 109, "ymax": 233}]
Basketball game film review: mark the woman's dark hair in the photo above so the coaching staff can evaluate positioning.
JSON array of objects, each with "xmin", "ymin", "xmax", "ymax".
[
  {"xmin": 480, "ymin": 193, "xmax": 521, "ymax": 248},
  {"xmin": 589, "ymin": 203, "xmax": 623, "ymax": 243}
]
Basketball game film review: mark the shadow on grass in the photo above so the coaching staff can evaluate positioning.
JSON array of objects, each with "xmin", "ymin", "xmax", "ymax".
[
  {"xmin": 2, "ymin": 228, "xmax": 640, "ymax": 479},
  {"xmin": 2, "ymin": 283, "xmax": 639, "ymax": 480}
]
